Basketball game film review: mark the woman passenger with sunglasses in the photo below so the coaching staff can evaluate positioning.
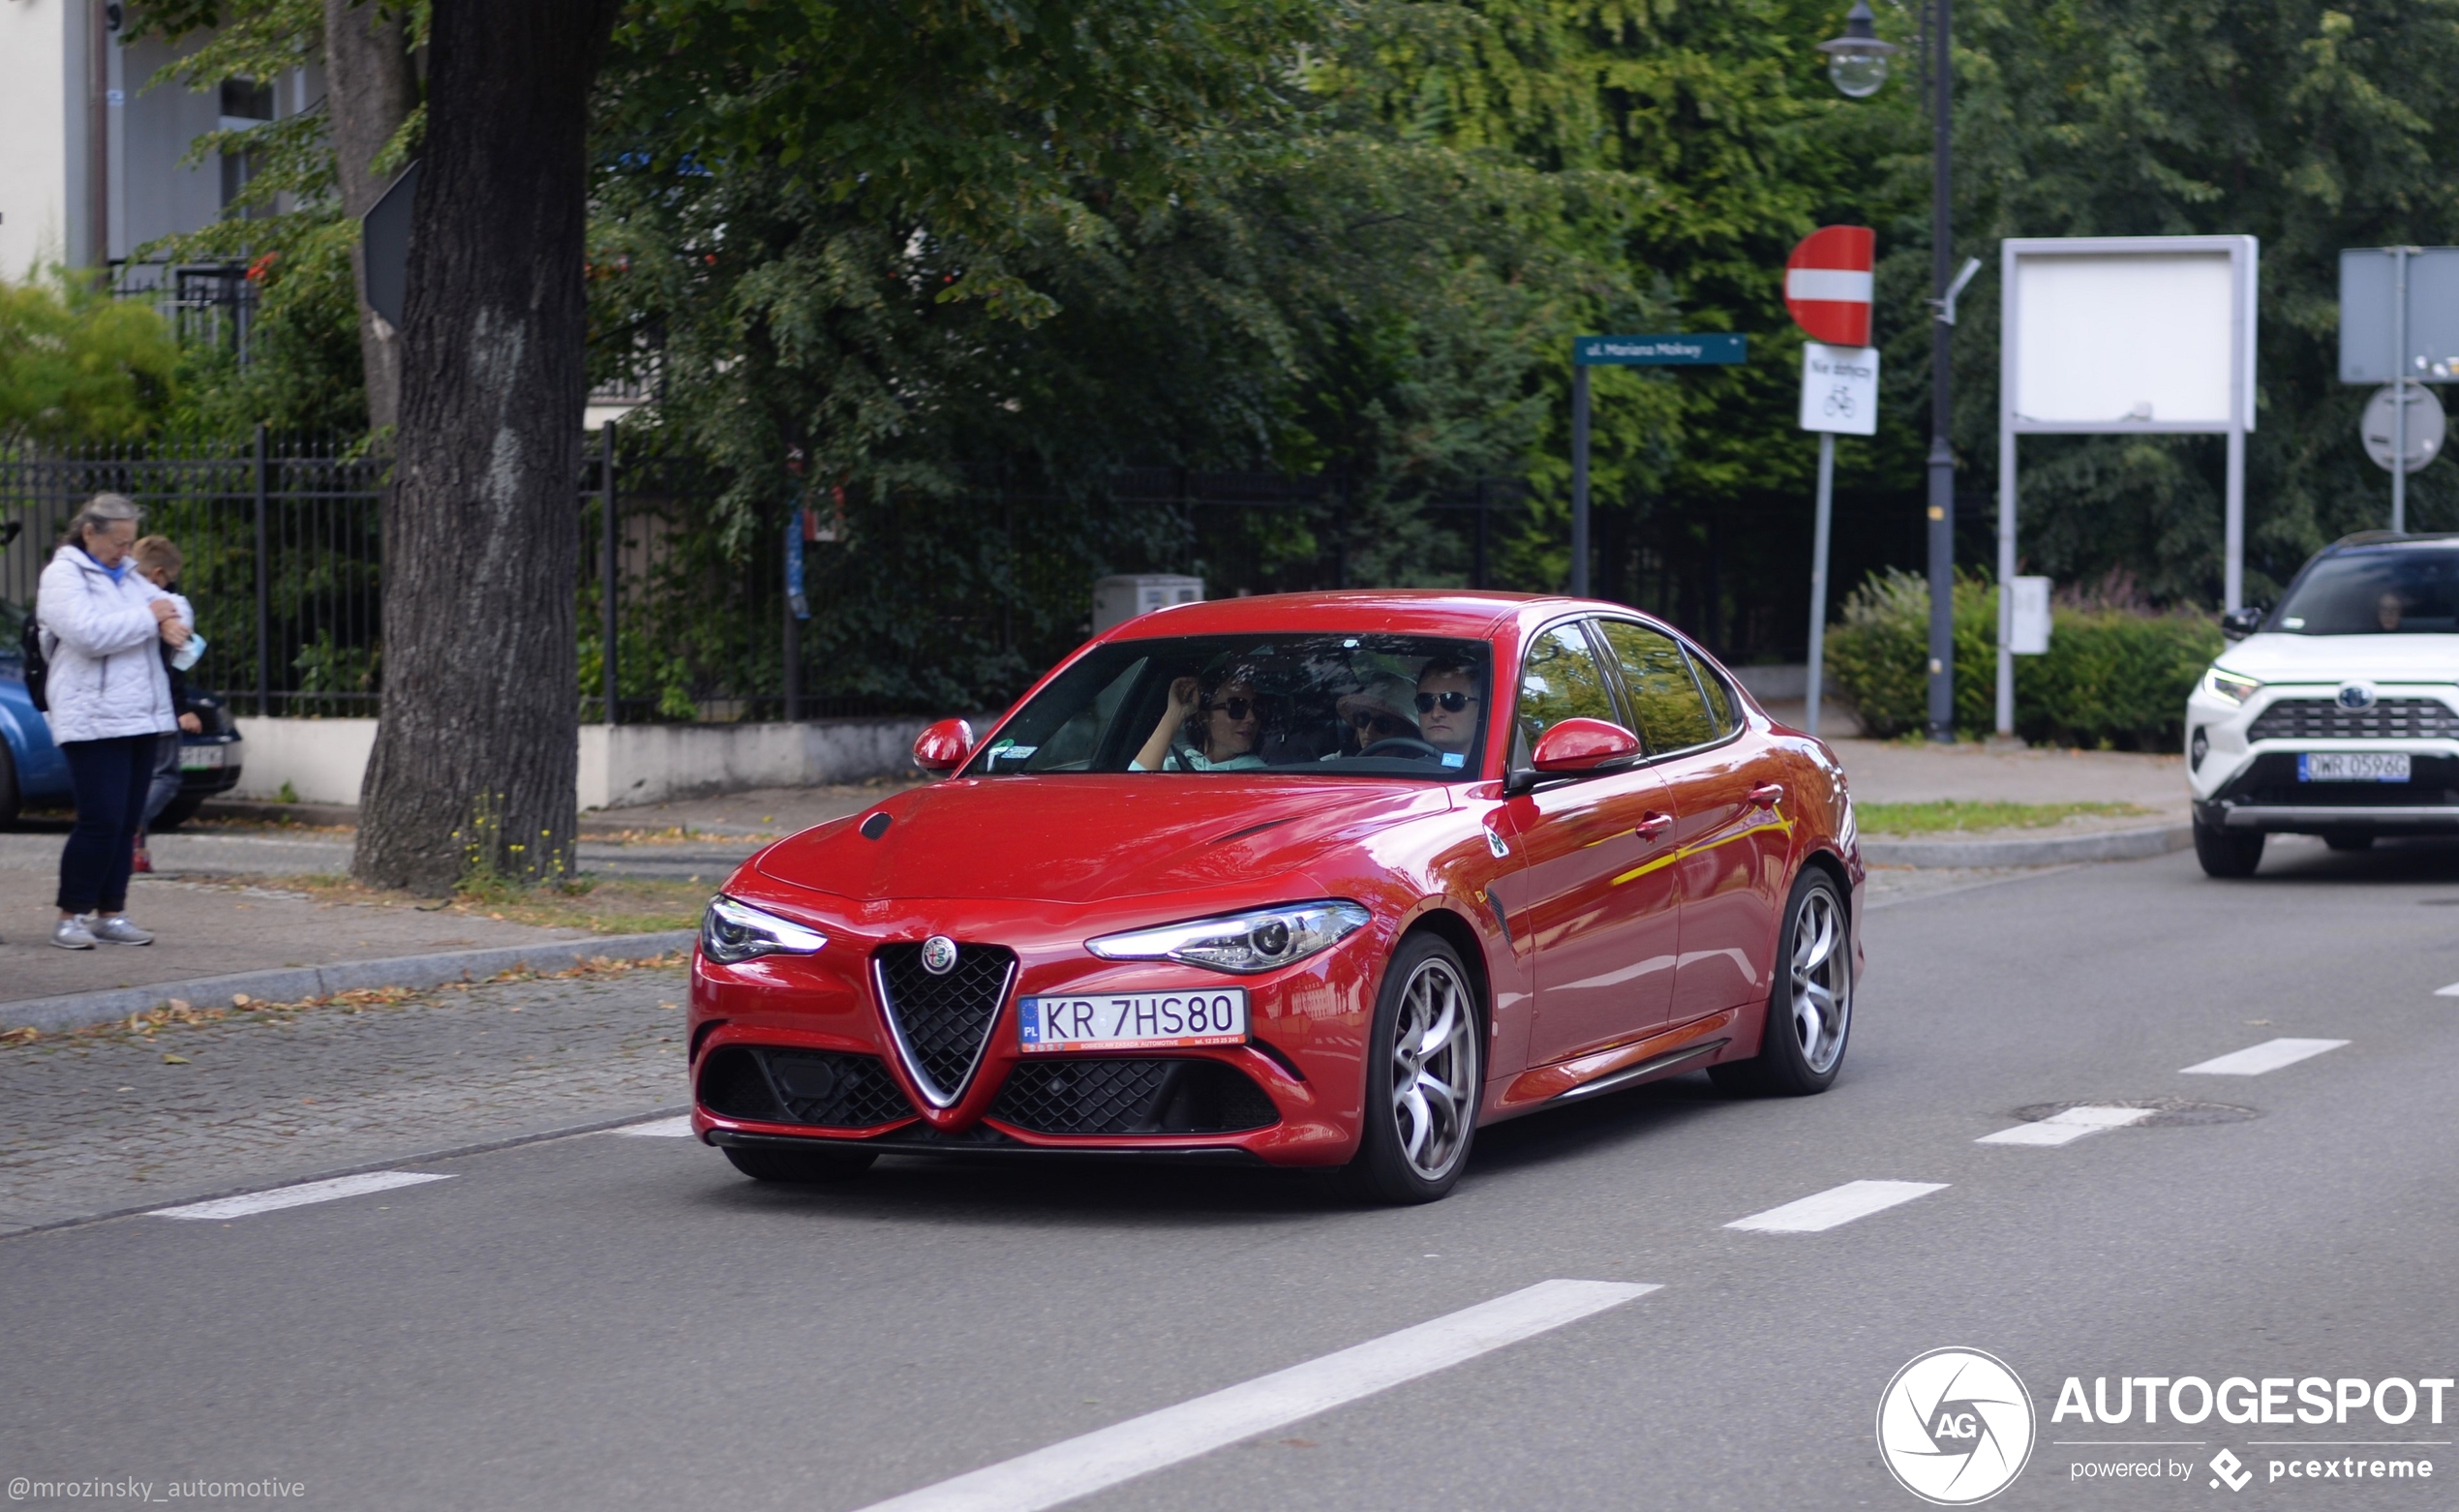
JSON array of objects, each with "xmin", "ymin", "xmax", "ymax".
[{"xmin": 1131, "ymin": 665, "xmax": 1268, "ymax": 772}]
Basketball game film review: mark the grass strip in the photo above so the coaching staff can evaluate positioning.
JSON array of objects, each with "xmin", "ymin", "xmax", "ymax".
[{"xmin": 1856, "ymin": 800, "xmax": 2155, "ymax": 835}]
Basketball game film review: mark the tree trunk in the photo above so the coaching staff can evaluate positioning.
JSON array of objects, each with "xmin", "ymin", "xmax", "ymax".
[
  {"xmin": 323, "ymin": 0, "xmax": 419, "ymax": 436},
  {"xmin": 352, "ymin": 0, "xmax": 618, "ymax": 895}
]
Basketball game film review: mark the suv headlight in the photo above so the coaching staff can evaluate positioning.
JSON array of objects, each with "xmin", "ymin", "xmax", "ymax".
[
  {"xmin": 2201, "ymin": 669, "xmax": 2262, "ymax": 706},
  {"xmin": 700, "ymin": 895, "xmax": 828, "ymax": 964},
  {"xmin": 1087, "ymin": 901, "xmax": 1372, "ymax": 974}
]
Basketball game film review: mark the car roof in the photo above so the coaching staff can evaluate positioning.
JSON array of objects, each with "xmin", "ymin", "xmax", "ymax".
[
  {"xmin": 1099, "ymin": 590, "xmax": 1637, "ymax": 643},
  {"xmin": 2324, "ymin": 530, "xmax": 2459, "ymax": 553}
]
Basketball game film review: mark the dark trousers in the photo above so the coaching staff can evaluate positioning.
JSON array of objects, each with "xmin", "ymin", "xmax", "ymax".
[
  {"xmin": 142, "ymin": 730, "xmax": 183, "ymax": 829},
  {"xmin": 59, "ymin": 734, "xmax": 159, "ymax": 915}
]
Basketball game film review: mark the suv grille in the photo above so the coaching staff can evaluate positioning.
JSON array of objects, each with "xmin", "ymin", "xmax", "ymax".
[
  {"xmin": 874, "ymin": 943, "xmax": 1017, "ymax": 1106},
  {"xmin": 991, "ymin": 1058, "xmax": 1279, "ymax": 1136},
  {"xmin": 2248, "ymin": 697, "xmax": 2459, "ymax": 741},
  {"xmin": 697, "ymin": 1046, "xmax": 916, "ymax": 1129}
]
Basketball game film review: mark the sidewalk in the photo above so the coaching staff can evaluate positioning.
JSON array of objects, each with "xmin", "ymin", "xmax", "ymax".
[{"xmin": 1819, "ymin": 734, "xmax": 2191, "ymax": 866}]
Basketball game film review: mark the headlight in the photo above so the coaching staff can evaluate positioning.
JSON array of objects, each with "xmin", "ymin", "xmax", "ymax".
[
  {"xmin": 2201, "ymin": 669, "xmax": 2262, "ymax": 706},
  {"xmin": 1087, "ymin": 900, "xmax": 1372, "ymax": 974},
  {"xmin": 700, "ymin": 895, "xmax": 827, "ymax": 964}
]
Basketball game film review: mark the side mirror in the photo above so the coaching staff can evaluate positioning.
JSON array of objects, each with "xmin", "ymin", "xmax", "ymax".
[
  {"xmin": 912, "ymin": 717, "xmax": 976, "ymax": 773},
  {"xmin": 2219, "ymin": 606, "xmax": 2265, "ymax": 642},
  {"xmin": 1530, "ymin": 717, "xmax": 1642, "ymax": 773}
]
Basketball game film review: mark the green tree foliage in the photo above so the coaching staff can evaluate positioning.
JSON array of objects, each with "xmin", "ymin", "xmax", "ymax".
[
  {"xmin": 1944, "ymin": 0, "xmax": 2459, "ymax": 606},
  {"xmin": 0, "ymin": 275, "xmax": 180, "ymax": 447}
]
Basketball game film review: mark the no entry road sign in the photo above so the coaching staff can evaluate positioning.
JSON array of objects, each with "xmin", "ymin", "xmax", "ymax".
[
  {"xmin": 1574, "ymin": 334, "xmax": 1747, "ymax": 366},
  {"xmin": 1786, "ymin": 226, "xmax": 1875, "ymax": 347}
]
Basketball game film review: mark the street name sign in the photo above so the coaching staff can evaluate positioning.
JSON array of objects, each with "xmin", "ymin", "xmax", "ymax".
[
  {"xmin": 1786, "ymin": 227, "xmax": 1875, "ymax": 348},
  {"xmin": 1574, "ymin": 334, "xmax": 1747, "ymax": 367}
]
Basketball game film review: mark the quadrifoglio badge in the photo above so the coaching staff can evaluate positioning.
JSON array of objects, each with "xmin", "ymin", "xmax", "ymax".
[{"xmin": 1879, "ymin": 1351, "xmax": 2455, "ymax": 1500}]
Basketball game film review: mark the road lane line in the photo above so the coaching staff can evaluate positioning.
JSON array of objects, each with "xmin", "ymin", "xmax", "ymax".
[
  {"xmin": 847, "ymin": 1279, "xmax": 1657, "ymax": 1512},
  {"xmin": 612, "ymin": 1115, "xmax": 696, "ymax": 1137},
  {"xmin": 2179, "ymin": 1038, "xmax": 2348, "ymax": 1076},
  {"xmin": 2436, "ymin": 982, "xmax": 2459, "ymax": 998},
  {"xmin": 1725, "ymin": 1179, "xmax": 1947, "ymax": 1233},
  {"xmin": 151, "ymin": 1170, "xmax": 452, "ymax": 1221},
  {"xmin": 1977, "ymin": 1105, "xmax": 2155, "ymax": 1146}
]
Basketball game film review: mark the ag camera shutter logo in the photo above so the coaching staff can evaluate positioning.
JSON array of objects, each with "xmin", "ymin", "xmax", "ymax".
[{"xmin": 1877, "ymin": 1347, "xmax": 2037, "ymax": 1504}]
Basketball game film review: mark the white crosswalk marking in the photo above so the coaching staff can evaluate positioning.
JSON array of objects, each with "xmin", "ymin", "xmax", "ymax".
[
  {"xmin": 152, "ymin": 1170, "xmax": 452, "ymax": 1221},
  {"xmin": 1977, "ymin": 1105, "xmax": 2154, "ymax": 1146},
  {"xmin": 1725, "ymin": 1180, "xmax": 1948, "ymax": 1233},
  {"xmin": 2434, "ymin": 981, "xmax": 2459, "ymax": 998},
  {"xmin": 2179, "ymin": 1038, "xmax": 2348, "ymax": 1076},
  {"xmin": 846, "ymin": 1280, "xmax": 1658, "ymax": 1512}
]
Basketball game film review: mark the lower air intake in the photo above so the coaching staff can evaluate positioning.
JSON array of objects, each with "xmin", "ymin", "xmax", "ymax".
[
  {"xmin": 990, "ymin": 1058, "xmax": 1279, "ymax": 1136},
  {"xmin": 697, "ymin": 1046, "xmax": 915, "ymax": 1130}
]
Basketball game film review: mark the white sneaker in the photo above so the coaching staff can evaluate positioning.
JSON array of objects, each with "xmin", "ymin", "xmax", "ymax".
[
  {"xmin": 87, "ymin": 915, "xmax": 155, "ymax": 946},
  {"xmin": 51, "ymin": 916, "xmax": 97, "ymax": 950}
]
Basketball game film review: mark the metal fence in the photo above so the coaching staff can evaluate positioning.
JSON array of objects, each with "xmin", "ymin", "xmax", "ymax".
[{"xmin": 0, "ymin": 433, "xmax": 1538, "ymax": 722}]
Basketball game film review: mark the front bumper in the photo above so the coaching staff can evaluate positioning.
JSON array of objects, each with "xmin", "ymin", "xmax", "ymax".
[
  {"xmin": 686, "ymin": 895, "xmax": 1381, "ymax": 1167},
  {"xmin": 2194, "ymin": 749, "xmax": 2459, "ymax": 835}
]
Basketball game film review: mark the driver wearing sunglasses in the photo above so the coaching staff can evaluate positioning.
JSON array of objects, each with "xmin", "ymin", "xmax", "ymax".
[{"xmin": 1412, "ymin": 657, "xmax": 1484, "ymax": 754}]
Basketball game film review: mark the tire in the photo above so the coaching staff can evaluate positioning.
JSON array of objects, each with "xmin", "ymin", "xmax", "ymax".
[
  {"xmin": 151, "ymin": 790, "xmax": 206, "ymax": 832},
  {"xmin": 1339, "ymin": 932, "xmax": 1482, "ymax": 1205},
  {"xmin": 2192, "ymin": 817, "xmax": 2264, "ymax": 878},
  {"xmin": 722, "ymin": 1144, "xmax": 878, "ymax": 1184},
  {"xmin": 2323, "ymin": 832, "xmax": 2374, "ymax": 853},
  {"xmin": 1710, "ymin": 868, "xmax": 1851, "ymax": 1098}
]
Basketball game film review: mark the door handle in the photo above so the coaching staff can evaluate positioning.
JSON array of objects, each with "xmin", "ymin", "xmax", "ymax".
[
  {"xmin": 1634, "ymin": 811, "xmax": 1673, "ymax": 840},
  {"xmin": 1748, "ymin": 783, "xmax": 1783, "ymax": 809}
]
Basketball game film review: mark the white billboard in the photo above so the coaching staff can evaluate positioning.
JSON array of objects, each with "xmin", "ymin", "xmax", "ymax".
[{"xmin": 2005, "ymin": 238, "xmax": 2256, "ymax": 432}]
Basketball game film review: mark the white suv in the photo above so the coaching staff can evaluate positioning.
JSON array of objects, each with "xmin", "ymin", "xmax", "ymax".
[{"xmin": 2187, "ymin": 532, "xmax": 2459, "ymax": 876}]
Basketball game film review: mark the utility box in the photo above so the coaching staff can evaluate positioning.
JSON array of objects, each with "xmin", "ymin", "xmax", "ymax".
[
  {"xmin": 1093, "ymin": 574, "xmax": 1204, "ymax": 634},
  {"xmin": 2007, "ymin": 575, "xmax": 2053, "ymax": 654}
]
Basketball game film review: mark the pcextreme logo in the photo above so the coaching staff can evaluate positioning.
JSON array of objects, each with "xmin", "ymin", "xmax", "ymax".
[{"xmin": 1877, "ymin": 1347, "xmax": 2038, "ymax": 1505}]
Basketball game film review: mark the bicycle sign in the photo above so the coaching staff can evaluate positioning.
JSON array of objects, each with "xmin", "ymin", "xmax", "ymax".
[{"xmin": 1800, "ymin": 341, "xmax": 1879, "ymax": 436}]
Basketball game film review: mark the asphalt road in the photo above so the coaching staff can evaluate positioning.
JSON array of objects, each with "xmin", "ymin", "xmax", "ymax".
[{"xmin": 6, "ymin": 842, "xmax": 2459, "ymax": 1510}]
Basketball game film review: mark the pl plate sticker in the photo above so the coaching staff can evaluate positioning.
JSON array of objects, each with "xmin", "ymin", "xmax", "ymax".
[{"xmin": 1877, "ymin": 1347, "xmax": 2036, "ymax": 1504}]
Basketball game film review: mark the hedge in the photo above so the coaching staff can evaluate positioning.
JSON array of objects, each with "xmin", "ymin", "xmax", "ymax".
[{"xmin": 1823, "ymin": 569, "xmax": 2223, "ymax": 750}]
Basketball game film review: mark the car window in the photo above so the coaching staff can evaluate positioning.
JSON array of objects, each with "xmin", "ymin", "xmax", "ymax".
[
  {"xmin": 1689, "ymin": 651, "xmax": 1740, "ymax": 734},
  {"xmin": 965, "ymin": 632, "xmax": 1493, "ymax": 779},
  {"xmin": 2271, "ymin": 548, "xmax": 2459, "ymax": 633},
  {"xmin": 1513, "ymin": 622, "xmax": 1621, "ymax": 754},
  {"xmin": 1596, "ymin": 620, "xmax": 1716, "ymax": 754}
]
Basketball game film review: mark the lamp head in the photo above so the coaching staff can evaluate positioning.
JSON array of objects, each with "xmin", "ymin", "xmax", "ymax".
[{"xmin": 1817, "ymin": 1, "xmax": 1899, "ymax": 99}]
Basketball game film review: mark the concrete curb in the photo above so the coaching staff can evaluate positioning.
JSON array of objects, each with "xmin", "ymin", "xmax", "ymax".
[
  {"xmin": 0, "ymin": 930, "xmax": 697, "ymax": 1036},
  {"xmin": 1861, "ymin": 823, "xmax": 2192, "ymax": 869}
]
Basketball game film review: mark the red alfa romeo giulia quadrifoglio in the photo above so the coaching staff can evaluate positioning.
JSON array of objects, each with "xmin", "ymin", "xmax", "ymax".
[{"xmin": 688, "ymin": 591, "xmax": 1864, "ymax": 1202}]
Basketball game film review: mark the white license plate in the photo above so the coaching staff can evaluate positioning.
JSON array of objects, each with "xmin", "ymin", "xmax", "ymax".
[
  {"xmin": 177, "ymin": 745, "xmax": 226, "ymax": 771},
  {"xmin": 2298, "ymin": 751, "xmax": 2410, "ymax": 782},
  {"xmin": 1018, "ymin": 989, "xmax": 1248, "ymax": 1053}
]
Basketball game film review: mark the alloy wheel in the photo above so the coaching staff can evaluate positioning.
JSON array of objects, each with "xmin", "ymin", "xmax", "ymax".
[
  {"xmin": 1387, "ymin": 955, "xmax": 1476, "ymax": 1180},
  {"xmin": 1789, "ymin": 886, "xmax": 1850, "ymax": 1074}
]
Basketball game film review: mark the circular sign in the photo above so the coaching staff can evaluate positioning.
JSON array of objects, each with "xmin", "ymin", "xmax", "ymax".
[
  {"xmin": 1875, "ymin": 1347, "xmax": 2036, "ymax": 1505},
  {"xmin": 2362, "ymin": 383, "xmax": 2445, "ymax": 474},
  {"xmin": 1786, "ymin": 226, "xmax": 1876, "ymax": 347}
]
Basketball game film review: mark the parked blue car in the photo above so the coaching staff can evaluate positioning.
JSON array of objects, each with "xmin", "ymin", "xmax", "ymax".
[{"xmin": 0, "ymin": 600, "xmax": 246, "ymax": 829}]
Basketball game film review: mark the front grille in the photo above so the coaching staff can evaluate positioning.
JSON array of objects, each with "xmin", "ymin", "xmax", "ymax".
[
  {"xmin": 991, "ymin": 1058, "xmax": 1280, "ymax": 1136},
  {"xmin": 2248, "ymin": 697, "xmax": 2459, "ymax": 741},
  {"xmin": 697, "ymin": 1046, "xmax": 916, "ymax": 1129},
  {"xmin": 874, "ymin": 943, "xmax": 1017, "ymax": 1104}
]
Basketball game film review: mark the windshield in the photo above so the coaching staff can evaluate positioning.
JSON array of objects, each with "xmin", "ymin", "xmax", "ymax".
[
  {"xmin": 2271, "ymin": 548, "xmax": 2459, "ymax": 634},
  {"xmin": 967, "ymin": 632, "xmax": 1495, "ymax": 779}
]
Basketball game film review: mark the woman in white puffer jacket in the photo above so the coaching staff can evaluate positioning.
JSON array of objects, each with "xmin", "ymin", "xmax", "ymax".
[{"xmin": 36, "ymin": 493, "xmax": 190, "ymax": 949}]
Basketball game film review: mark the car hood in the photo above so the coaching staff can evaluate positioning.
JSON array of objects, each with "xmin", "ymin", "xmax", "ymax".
[
  {"xmin": 2219, "ymin": 632, "xmax": 2459, "ymax": 683},
  {"xmin": 752, "ymin": 775, "xmax": 1452, "ymax": 905}
]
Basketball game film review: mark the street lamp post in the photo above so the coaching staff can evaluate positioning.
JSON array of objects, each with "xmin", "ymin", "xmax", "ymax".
[{"xmin": 1823, "ymin": 1, "xmax": 1957, "ymax": 743}]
